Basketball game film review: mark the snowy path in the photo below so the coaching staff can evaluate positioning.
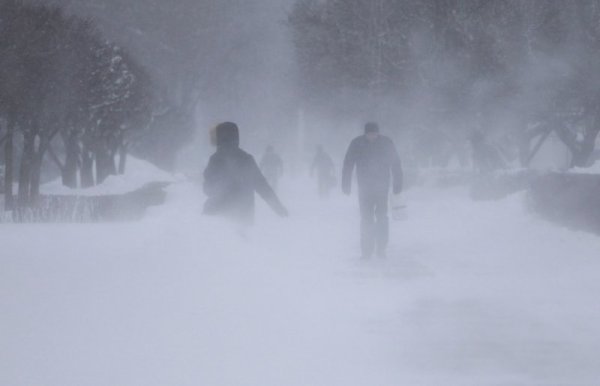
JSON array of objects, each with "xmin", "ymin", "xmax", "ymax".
[{"xmin": 2, "ymin": 179, "xmax": 600, "ymax": 386}]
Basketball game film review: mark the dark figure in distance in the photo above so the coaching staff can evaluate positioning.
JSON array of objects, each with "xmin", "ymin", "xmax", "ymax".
[
  {"xmin": 310, "ymin": 145, "xmax": 336, "ymax": 198},
  {"xmin": 203, "ymin": 122, "xmax": 288, "ymax": 225},
  {"xmin": 259, "ymin": 145, "xmax": 284, "ymax": 191},
  {"xmin": 342, "ymin": 122, "xmax": 403, "ymax": 258}
]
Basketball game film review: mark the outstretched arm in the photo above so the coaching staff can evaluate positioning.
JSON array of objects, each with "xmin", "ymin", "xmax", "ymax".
[{"xmin": 251, "ymin": 157, "xmax": 289, "ymax": 217}]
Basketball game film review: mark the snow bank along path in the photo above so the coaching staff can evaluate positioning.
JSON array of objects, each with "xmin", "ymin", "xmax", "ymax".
[{"xmin": 2, "ymin": 178, "xmax": 600, "ymax": 386}]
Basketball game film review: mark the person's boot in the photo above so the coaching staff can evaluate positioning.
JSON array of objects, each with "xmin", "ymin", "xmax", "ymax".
[{"xmin": 361, "ymin": 243, "xmax": 374, "ymax": 259}]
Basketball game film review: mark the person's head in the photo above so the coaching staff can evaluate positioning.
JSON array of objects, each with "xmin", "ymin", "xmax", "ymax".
[
  {"xmin": 364, "ymin": 122, "xmax": 379, "ymax": 141},
  {"xmin": 215, "ymin": 122, "xmax": 239, "ymax": 148}
]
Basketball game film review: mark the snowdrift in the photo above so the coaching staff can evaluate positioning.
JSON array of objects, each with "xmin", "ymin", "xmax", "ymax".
[
  {"xmin": 10, "ymin": 157, "xmax": 176, "ymax": 222},
  {"xmin": 42, "ymin": 156, "xmax": 175, "ymax": 196}
]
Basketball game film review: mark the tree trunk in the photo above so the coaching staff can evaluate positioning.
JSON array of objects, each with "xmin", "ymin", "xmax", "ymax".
[
  {"xmin": 118, "ymin": 144, "xmax": 128, "ymax": 175},
  {"xmin": 80, "ymin": 150, "xmax": 95, "ymax": 188},
  {"xmin": 3, "ymin": 114, "xmax": 15, "ymax": 210},
  {"xmin": 108, "ymin": 151, "xmax": 117, "ymax": 176},
  {"xmin": 95, "ymin": 147, "xmax": 117, "ymax": 184},
  {"xmin": 95, "ymin": 150, "xmax": 108, "ymax": 184},
  {"xmin": 29, "ymin": 155, "xmax": 42, "ymax": 202},
  {"xmin": 18, "ymin": 130, "xmax": 35, "ymax": 207},
  {"xmin": 29, "ymin": 140, "xmax": 49, "ymax": 202},
  {"xmin": 62, "ymin": 134, "xmax": 79, "ymax": 188}
]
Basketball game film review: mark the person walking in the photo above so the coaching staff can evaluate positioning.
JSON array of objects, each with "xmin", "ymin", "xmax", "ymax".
[
  {"xmin": 203, "ymin": 122, "xmax": 288, "ymax": 226},
  {"xmin": 342, "ymin": 122, "xmax": 403, "ymax": 258},
  {"xmin": 310, "ymin": 145, "xmax": 336, "ymax": 198}
]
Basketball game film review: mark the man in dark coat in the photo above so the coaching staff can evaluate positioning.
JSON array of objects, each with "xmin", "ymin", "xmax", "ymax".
[
  {"xmin": 203, "ymin": 122, "xmax": 288, "ymax": 225},
  {"xmin": 342, "ymin": 122, "xmax": 403, "ymax": 258}
]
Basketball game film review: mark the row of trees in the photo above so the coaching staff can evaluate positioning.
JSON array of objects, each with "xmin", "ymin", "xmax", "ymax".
[
  {"xmin": 0, "ymin": 0, "xmax": 155, "ymax": 209},
  {"xmin": 45, "ymin": 0, "xmax": 294, "ymax": 161},
  {"xmin": 289, "ymin": 0, "xmax": 600, "ymax": 168}
]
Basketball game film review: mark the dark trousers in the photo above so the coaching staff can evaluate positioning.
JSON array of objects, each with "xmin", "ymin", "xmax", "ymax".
[{"xmin": 358, "ymin": 190, "xmax": 389, "ymax": 257}]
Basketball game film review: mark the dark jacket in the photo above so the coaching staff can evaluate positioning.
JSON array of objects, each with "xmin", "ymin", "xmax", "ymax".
[
  {"xmin": 203, "ymin": 123, "xmax": 287, "ymax": 224},
  {"xmin": 342, "ymin": 134, "xmax": 403, "ymax": 195}
]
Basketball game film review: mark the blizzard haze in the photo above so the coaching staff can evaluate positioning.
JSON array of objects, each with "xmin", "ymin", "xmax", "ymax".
[{"xmin": 3, "ymin": 1, "xmax": 600, "ymax": 386}]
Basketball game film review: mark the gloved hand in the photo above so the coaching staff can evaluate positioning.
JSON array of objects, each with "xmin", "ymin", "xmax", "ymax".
[{"xmin": 275, "ymin": 204, "xmax": 289, "ymax": 218}]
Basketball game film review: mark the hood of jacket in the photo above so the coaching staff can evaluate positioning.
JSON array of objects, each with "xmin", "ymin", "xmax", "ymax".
[{"xmin": 215, "ymin": 122, "xmax": 239, "ymax": 148}]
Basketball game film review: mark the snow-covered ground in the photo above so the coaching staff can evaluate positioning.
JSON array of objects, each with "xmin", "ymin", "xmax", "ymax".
[{"xmin": 2, "ymin": 174, "xmax": 600, "ymax": 385}]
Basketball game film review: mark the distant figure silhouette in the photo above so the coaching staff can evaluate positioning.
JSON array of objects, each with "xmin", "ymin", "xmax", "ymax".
[
  {"xmin": 203, "ymin": 122, "xmax": 288, "ymax": 225},
  {"xmin": 259, "ymin": 145, "xmax": 284, "ymax": 191},
  {"xmin": 310, "ymin": 145, "xmax": 336, "ymax": 198},
  {"xmin": 342, "ymin": 122, "xmax": 403, "ymax": 258}
]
